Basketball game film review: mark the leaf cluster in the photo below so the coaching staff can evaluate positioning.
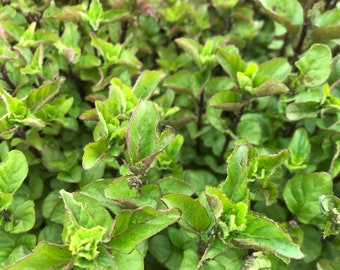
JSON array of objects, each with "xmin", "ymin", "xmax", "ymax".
[{"xmin": 0, "ymin": 0, "xmax": 339, "ymax": 269}]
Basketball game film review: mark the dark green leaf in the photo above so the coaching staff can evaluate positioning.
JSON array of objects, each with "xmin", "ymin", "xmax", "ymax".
[
  {"xmin": 5, "ymin": 242, "xmax": 71, "ymax": 270},
  {"xmin": 162, "ymin": 194, "xmax": 211, "ymax": 232},
  {"xmin": 5, "ymin": 199, "xmax": 35, "ymax": 233},
  {"xmin": 233, "ymin": 213, "xmax": 304, "ymax": 259},
  {"xmin": 253, "ymin": 80, "xmax": 289, "ymax": 97},
  {"xmin": 208, "ymin": 91, "xmax": 245, "ymax": 111},
  {"xmin": 26, "ymin": 77, "xmax": 65, "ymax": 113},
  {"xmin": 286, "ymin": 128, "xmax": 310, "ymax": 169},
  {"xmin": 111, "ymin": 248, "xmax": 144, "ymax": 270},
  {"xmin": 127, "ymin": 100, "xmax": 158, "ymax": 163},
  {"xmin": 175, "ymin": 38, "xmax": 202, "ymax": 69},
  {"xmin": 312, "ymin": 10, "xmax": 340, "ymax": 42},
  {"xmin": 285, "ymin": 101, "xmax": 319, "ymax": 121},
  {"xmin": 220, "ymin": 145, "xmax": 249, "ymax": 205},
  {"xmin": 88, "ymin": 0, "xmax": 103, "ymax": 31},
  {"xmin": 283, "ymin": 172, "xmax": 332, "ymax": 225},
  {"xmin": 295, "ymin": 44, "xmax": 332, "ymax": 87},
  {"xmin": 300, "ymin": 225, "xmax": 322, "ymax": 263},
  {"xmin": 216, "ymin": 49, "xmax": 246, "ymax": 81},
  {"xmin": 256, "ymin": 0, "xmax": 303, "ymax": 37},
  {"xmin": 0, "ymin": 150, "xmax": 28, "ymax": 210},
  {"xmin": 133, "ymin": 70, "xmax": 166, "ymax": 99},
  {"xmin": 256, "ymin": 58, "xmax": 291, "ymax": 82},
  {"xmin": 108, "ymin": 206, "xmax": 180, "ymax": 253},
  {"xmin": 82, "ymin": 137, "xmax": 107, "ymax": 170},
  {"xmin": 158, "ymin": 177, "xmax": 193, "ymax": 196}
]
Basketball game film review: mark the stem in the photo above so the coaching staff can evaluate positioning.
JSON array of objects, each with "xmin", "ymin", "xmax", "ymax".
[
  {"xmin": 290, "ymin": 1, "xmax": 315, "ymax": 69},
  {"xmin": 290, "ymin": 19, "xmax": 309, "ymax": 69},
  {"xmin": 326, "ymin": 0, "xmax": 338, "ymax": 9},
  {"xmin": 328, "ymin": 143, "xmax": 340, "ymax": 175},
  {"xmin": 1, "ymin": 65, "xmax": 16, "ymax": 92},
  {"xmin": 279, "ymin": 33, "xmax": 290, "ymax": 57},
  {"xmin": 330, "ymin": 78, "xmax": 340, "ymax": 91}
]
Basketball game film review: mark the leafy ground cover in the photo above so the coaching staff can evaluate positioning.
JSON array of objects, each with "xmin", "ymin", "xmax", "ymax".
[{"xmin": 0, "ymin": 0, "xmax": 339, "ymax": 269}]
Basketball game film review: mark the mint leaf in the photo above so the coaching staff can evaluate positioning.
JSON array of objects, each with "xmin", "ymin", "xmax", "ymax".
[
  {"xmin": 295, "ymin": 44, "xmax": 332, "ymax": 87},
  {"xmin": 5, "ymin": 242, "xmax": 71, "ymax": 270},
  {"xmin": 283, "ymin": 172, "xmax": 332, "ymax": 225},
  {"xmin": 108, "ymin": 206, "xmax": 180, "ymax": 253},
  {"xmin": 234, "ymin": 213, "xmax": 304, "ymax": 260},
  {"xmin": 220, "ymin": 145, "xmax": 249, "ymax": 205},
  {"xmin": 133, "ymin": 70, "xmax": 166, "ymax": 99},
  {"xmin": 162, "ymin": 194, "xmax": 211, "ymax": 232},
  {"xmin": 0, "ymin": 150, "xmax": 28, "ymax": 210}
]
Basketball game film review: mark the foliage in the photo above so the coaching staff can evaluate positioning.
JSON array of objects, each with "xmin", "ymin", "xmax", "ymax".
[{"xmin": 0, "ymin": 0, "xmax": 339, "ymax": 269}]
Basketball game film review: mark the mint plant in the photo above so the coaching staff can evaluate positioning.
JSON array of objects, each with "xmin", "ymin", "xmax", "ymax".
[{"xmin": 0, "ymin": 0, "xmax": 339, "ymax": 269}]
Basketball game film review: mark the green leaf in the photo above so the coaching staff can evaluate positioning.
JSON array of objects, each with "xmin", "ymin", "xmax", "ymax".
[
  {"xmin": 248, "ymin": 149, "xmax": 289, "ymax": 187},
  {"xmin": 256, "ymin": 0, "xmax": 303, "ymax": 37},
  {"xmin": 42, "ymin": 191, "xmax": 64, "ymax": 225},
  {"xmin": 95, "ymin": 100, "xmax": 120, "ymax": 136},
  {"xmin": 300, "ymin": 225, "xmax": 322, "ymax": 263},
  {"xmin": 0, "ymin": 150, "xmax": 28, "ymax": 210},
  {"xmin": 295, "ymin": 44, "xmax": 332, "ymax": 87},
  {"xmin": 286, "ymin": 128, "xmax": 310, "ymax": 169},
  {"xmin": 206, "ymin": 186, "xmax": 248, "ymax": 238},
  {"xmin": 105, "ymin": 176, "xmax": 139, "ymax": 200},
  {"xmin": 208, "ymin": 91, "xmax": 245, "ymax": 111},
  {"xmin": 163, "ymin": 71, "xmax": 193, "ymax": 93},
  {"xmin": 283, "ymin": 172, "xmax": 333, "ymax": 225},
  {"xmin": 158, "ymin": 134, "xmax": 184, "ymax": 165},
  {"xmin": 317, "ymin": 258, "xmax": 340, "ymax": 270},
  {"xmin": 193, "ymin": 69, "xmax": 211, "ymax": 97},
  {"xmin": 38, "ymin": 224, "xmax": 63, "ymax": 244},
  {"xmin": 81, "ymin": 179, "xmax": 121, "ymax": 215},
  {"xmin": 69, "ymin": 226, "xmax": 106, "ymax": 261},
  {"xmin": 220, "ymin": 145, "xmax": 249, "ymax": 205},
  {"xmin": 111, "ymin": 248, "xmax": 144, "ymax": 270},
  {"xmin": 157, "ymin": 126, "xmax": 176, "ymax": 152},
  {"xmin": 133, "ymin": 70, "xmax": 166, "ymax": 99},
  {"xmin": 108, "ymin": 206, "xmax": 180, "ymax": 253},
  {"xmin": 0, "ymin": 231, "xmax": 36, "ymax": 266},
  {"xmin": 236, "ymin": 114, "xmax": 268, "ymax": 145},
  {"xmin": 157, "ymin": 177, "xmax": 193, "ymax": 196},
  {"xmin": 5, "ymin": 200, "xmax": 35, "ymax": 233},
  {"xmin": 255, "ymin": 58, "xmax": 291, "ymax": 83},
  {"xmin": 20, "ymin": 44, "xmax": 44, "ymax": 75},
  {"xmin": 18, "ymin": 22, "xmax": 36, "ymax": 46},
  {"xmin": 91, "ymin": 35, "xmax": 122, "ymax": 63},
  {"xmin": 5, "ymin": 242, "xmax": 71, "ymax": 270},
  {"xmin": 252, "ymin": 80, "xmax": 289, "ymax": 97},
  {"xmin": 319, "ymin": 195, "xmax": 340, "ymax": 237},
  {"xmin": 109, "ymin": 78, "xmax": 137, "ymax": 113},
  {"xmin": 216, "ymin": 49, "xmax": 247, "ymax": 82},
  {"xmin": 162, "ymin": 194, "xmax": 211, "ymax": 232},
  {"xmin": 127, "ymin": 100, "xmax": 158, "ymax": 163},
  {"xmin": 129, "ymin": 184, "xmax": 161, "ymax": 208},
  {"xmin": 233, "ymin": 213, "xmax": 304, "ymax": 259},
  {"xmin": 312, "ymin": 10, "xmax": 340, "ymax": 42},
  {"xmin": 88, "ymin": 0, "xmax": 103, "ymax": 31},
  {"xmin": 25, "ymin": 77, "xmax": 65, "ymax": 113},
  {"xmin": 175, "ymin": 38, "xmax": 202, "ymax": 69},
  {"xmin": 73, "ymin": 192, "xmax": 114, "ymax": 235},
  {"xmin": 180, "ymin": 249, "xmax": 199, "ymax": 269},
  {"xmin": 285, "ymin": 101, "xmax": 319, "ymax": 121},
  {"xmin": 0, "ymin": 88, "xmax": 28, "ymax": 121},
  {"xmin": 82, "ymin": 137, "xmax": 108, "ymax": 170},
  {"xmin": 106, "ymin": 177, "xmax": 161, "ymax": 208},
  {"xmin": 60, "ymin": 191, "xmax": 95, "ymax": 235}
]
